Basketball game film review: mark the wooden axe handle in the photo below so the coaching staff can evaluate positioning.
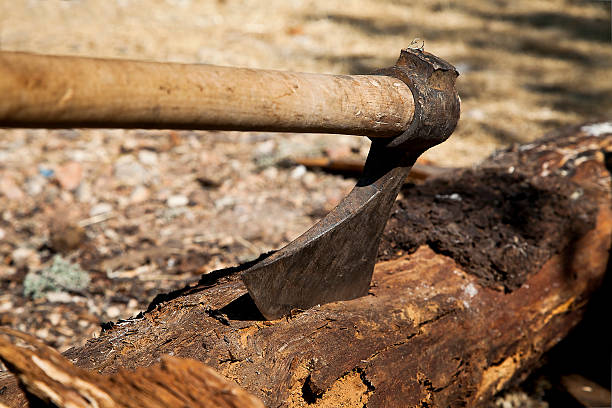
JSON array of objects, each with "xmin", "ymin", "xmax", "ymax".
[{"xmin": 0, "ymin": 52, "xmax": 414, "ymax": 137}]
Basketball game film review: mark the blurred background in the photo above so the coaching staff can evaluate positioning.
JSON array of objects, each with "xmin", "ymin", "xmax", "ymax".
[
  {"xmin": 1, "ymin": 0, "xmax": 611, "ymax": 165},
  {"xmin": 0, "ymin": 1, "xmax": 610, "ymax": 406}
]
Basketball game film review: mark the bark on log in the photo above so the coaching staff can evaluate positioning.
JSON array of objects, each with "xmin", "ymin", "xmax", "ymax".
[
  {"xmin": 0, "ymin": 328, "xmax": 264, "ymax": 408},
  {"xmin": 1, "ymin": 123, "xmax": 611, "ymax": 407}
]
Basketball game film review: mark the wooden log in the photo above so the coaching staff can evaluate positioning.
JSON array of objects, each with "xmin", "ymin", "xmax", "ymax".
[
  {"xmin": 1, "ymin": 123, "xmax": 610, "ymax": 407},
  {"xmin": 0, "ymin": 328, "xmax": 264, "ymax": 408}
]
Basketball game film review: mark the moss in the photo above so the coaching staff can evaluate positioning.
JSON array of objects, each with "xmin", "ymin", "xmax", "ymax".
[{"xmin": 23, "ymin": 255, "xmax": 90, "ymax": 299}]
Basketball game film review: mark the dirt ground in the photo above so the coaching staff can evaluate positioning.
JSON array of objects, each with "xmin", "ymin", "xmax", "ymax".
[{"xmin": 0, "ymin": 0, "xmax": 611, "ymax": 406}]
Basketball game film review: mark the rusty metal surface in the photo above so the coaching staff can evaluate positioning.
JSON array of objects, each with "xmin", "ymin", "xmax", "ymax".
[{"xmin": 242, "ymin": 49, "xmax": 460, "ymax": 319}]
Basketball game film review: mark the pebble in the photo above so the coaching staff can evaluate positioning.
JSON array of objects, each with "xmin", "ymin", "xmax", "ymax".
[
  {"xmin": 106, "ymin": 305, "xmax": 121, "ymax": 319},
  {"xmin": 114, "ymin": 156, "xmax": 150, "ymax": 186},
  {"xmin": 138, "ymin": 149, "xmax": 158, "ymax": 165},
  {"xmin": 11, "ymin": 247, "xmax": 40, "ymax": 269},
  {"xmin": 167, "ymin": 195, "xmax": 189, "ymax": 208},
  {"xmin": 130, "ymin": 185, "xmax": 150, "ymax": 203},
  {"xmin": 302, "ymin": 172, "xmax": 317, "ymax": 188},
  {"xmin": 76, "ymin": 182, "xmax": 93, "ymax": 203},
  {"xmin": 104, "ymin": 228, "xmax": 120, "ymax": 241},
  {"xmin": 254, "ymin": 140, "xmax": 276, "ymax": 155},
  {"xmin": 262, "ymin": 166, "xmax": 278, "ymax": 180},
  {"xmin": 214, "ymin": 196, "xmax": 236, "ymax": 210},
  {"xmin": 25, "ymin": 175, "xmax": 47, "ymax": 196},
  {"xmin": 121, "ymin": 138, "xmax": 139, "ymax": 152},
  {"xmin": 290, "ymin": 165, "xmax": 307, "ymax": 179},
  {"xmin": 35, "ymin": 328, "xmax": 50, "ymax": 340},
  {"xmin": 46, "ymin": 291, "xmax": 78, "ymax": 304},
  {"xmin": 55, "ymin": 161, "xmax": 83, "ymax": 190},
  {"xmin": 47, "ymin": 312, "xmax": 62, "ymax": 326},
  {"xmin": 0, "ymin": 266, "xmax": 17, "ymax": 278},
  {"xmin": 0, "ymin": 300, "xmax": 13, "ymax": 313},
  {"xmin": 0, "ymin": 174, "xmax": 24, "ymax": 200}
]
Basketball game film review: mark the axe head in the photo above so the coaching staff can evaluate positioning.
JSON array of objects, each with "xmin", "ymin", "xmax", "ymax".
[{"xmin": 242, "ymin": 49, "xmax": 460, "ymax": 319}]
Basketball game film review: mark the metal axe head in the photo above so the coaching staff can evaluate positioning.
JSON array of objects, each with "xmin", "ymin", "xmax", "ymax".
[{"xmin": 242, "ymin": 49, "xmax": 460, "ymax": 319}]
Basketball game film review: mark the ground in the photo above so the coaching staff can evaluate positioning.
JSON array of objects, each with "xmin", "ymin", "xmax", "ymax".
[{"xmin": 0, "ymin": 0, "xmax": 610, "ymax": 406}]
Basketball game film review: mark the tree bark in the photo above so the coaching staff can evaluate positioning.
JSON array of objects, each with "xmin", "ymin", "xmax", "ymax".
[
  {"xmin": 0, "ymin": 328, "xmax": 265, "ymax": 408},
  {"xmin": 1, "ymin": 123, "xmax": 611, "ymax": 407}
]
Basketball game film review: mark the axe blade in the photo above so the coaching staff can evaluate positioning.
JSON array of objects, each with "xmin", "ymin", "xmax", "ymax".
[{"xmin": 242, "ymin": 147, "xmax": 414, "ymax": 319}]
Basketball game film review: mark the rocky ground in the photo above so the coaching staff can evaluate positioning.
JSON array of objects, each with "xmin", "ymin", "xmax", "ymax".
[{"xmin": 0, "ymin": 1, "xmax": 610, "ymax": 406}]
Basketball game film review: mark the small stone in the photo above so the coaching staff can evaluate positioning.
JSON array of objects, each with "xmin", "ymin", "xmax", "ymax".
[
  {"xmin": 129, "ymin": 185, "xmax": 150, "ymax": 203},
  {"xmin": 302, "ymin": 172, "xmax": 317, "ymax": 188},
  {"xmin": 0, "ymin": 300, "xmax": 13, "ymax": 313},
  {"xmin": 35, "ymin": 328, "xmax": 49, "ymax": 340},
  {"xmin": 0, "ymin": 174, "xmax": 24, "ymax": 200},
  {"xmin": 114, "ymin": 156, "xmax": 150, "ymax": 186},
  {"xmin": 104, "ymin": 228, "xmax": 120, "ymax": 241},
  {"xmin": 45, "ymin": 291, "xmax": 76, "ymax": 303},
  {"xmin": 90, "ymin": 202, "xmax": 113, "ymax": 216},
  {"xmin": 218, "ymin": 236, "xmax": 235, "ymax": 247},
  {"xmin": 262, "ymin": 167, "xmax": 278, "ymax": 180},
  {"xmin": 68, "ymin": 150, "xmax": 89, "ymax": 162},
  {"xmin": 570, "ymin": 189, "xmax": 583, "ymax": 200},
  {"xmin": 115, "ymin": 196, "xmax": 129, "ymax": 209},
  {"xmin": 60, "ymin": 190, "xmax": 73, "ymax": 203},
  {"xmin": 106, "ymin": 305, "xmax": 121, "ymax": 319},
  {"xmin": 121, "ymin": 138, "xmax": 139, "ymax": 152},
  {"xmin": 138, "ymin": 149, "xmax": 158, "ymax": 165},
  {"xmin": 55, "ymin": 161, "xmax": 83, "ymax": 191},
  {"xmin": 254, "ymin": 140, "xmax": 276, "ymax": 156},
  {"xmin": 0, "ymin": 228, "xmax": 5, "ymax": 240},
  {"xmin": 0, "ymin": 266, "xmax": 16, "ymax": 278},
  {"xmin": 25, "ymin": 175, "xmax": 47, "ymax": 196},
  {"xmin": 167, "ymin": 195, "xmax": 189, "ymax": 208},
  {"xmin": 11, "ymin": 247, "xmax": 40, "ymax": 269},
  {"xmin": 214, "ymin": 196, "xmax": 236, "ymax": 210},
  {"xmin": 253, "ymin": 140, "xmax": 278, "ymax": 167},
  {"xmin": 75, "ymin": 182, "xmax": 93, "ymax": 203},
  {"xmin": 48, "ymin": 312, "xmax": 62, "ymax": 326},
  {"xmin": 290, "ymin": 165, "xmax": 307, "ymax": 179}
]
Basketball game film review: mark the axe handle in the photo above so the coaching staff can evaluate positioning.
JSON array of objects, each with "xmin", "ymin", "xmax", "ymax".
[{"xmin": 0, "ymin": 52, "xmax": 414, "ymax": 137}]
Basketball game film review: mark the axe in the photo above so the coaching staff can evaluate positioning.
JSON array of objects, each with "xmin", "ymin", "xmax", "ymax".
[{"xmin": 0, "ymin": 48, "xmax": 460, "ymax": 319}]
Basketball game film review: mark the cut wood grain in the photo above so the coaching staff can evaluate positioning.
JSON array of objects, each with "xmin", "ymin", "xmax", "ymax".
[{"xmin": 1, "ymin": 123, "xmax": 610, "ymax": 407}]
